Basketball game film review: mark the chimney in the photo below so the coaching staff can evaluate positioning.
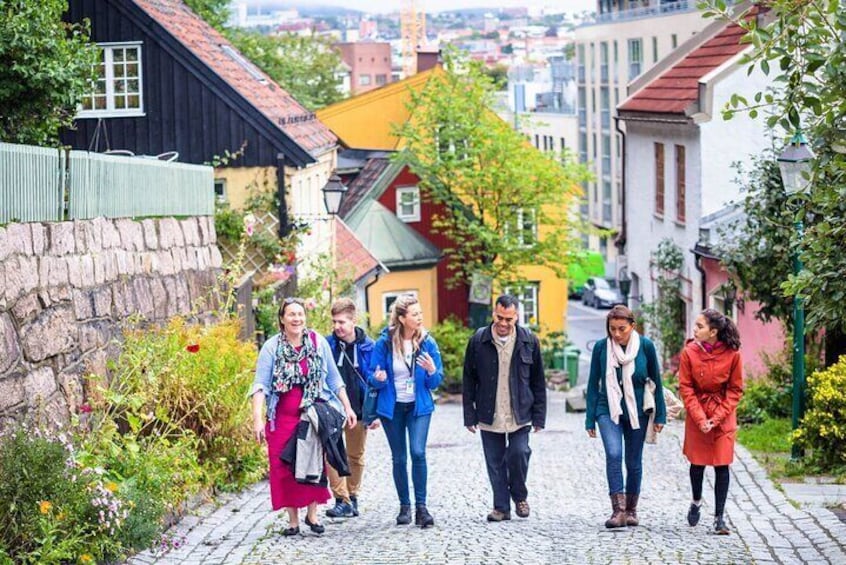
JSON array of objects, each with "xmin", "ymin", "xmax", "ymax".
[{"xmin": 416, "ymin": 49, "xmax": 441, "ymax": 73}]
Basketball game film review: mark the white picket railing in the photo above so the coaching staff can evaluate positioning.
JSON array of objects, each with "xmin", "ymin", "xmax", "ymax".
[{"xmin": 0, "ymin": 141, "xmax": 213, "ymax": 223}]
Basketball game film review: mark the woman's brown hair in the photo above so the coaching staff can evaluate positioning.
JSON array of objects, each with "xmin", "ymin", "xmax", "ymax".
[{"xmin": 605, "ymin": 304, "xmax": 636, "ymax": 338}]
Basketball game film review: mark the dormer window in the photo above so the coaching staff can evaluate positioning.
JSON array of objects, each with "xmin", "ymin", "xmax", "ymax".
[{"xmin": 396, "ymin": 186, "xmax": 421, "ymax": 222}]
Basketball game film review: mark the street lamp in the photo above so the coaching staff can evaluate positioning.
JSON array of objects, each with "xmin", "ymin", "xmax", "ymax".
[
  {"xmin": 618, "ymin": 267, "xmax": 631, "ymax": 308},
  {"xmin": 777, "ymin": 130, "xmax": 814, "ymax": 460},
  {"xmin": 322, "ymin": 174, "xmax": 348, "ymax": 302},
  {"xmin": 723, "ymin": 281, "xmax": 737, "ymax": 315}
]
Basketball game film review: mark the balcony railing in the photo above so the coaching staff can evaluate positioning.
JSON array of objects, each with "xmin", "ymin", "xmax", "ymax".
[{"xmin": 584, "ymin": 0, "xmax": 698, "ymax": 26}]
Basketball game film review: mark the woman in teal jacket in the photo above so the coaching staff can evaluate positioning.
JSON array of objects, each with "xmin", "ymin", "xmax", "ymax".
[
  {"xmin": 369, "ymin": 294, "xmax": 443, "ymax": 528},
  {"xmin": 586, "ymin": 305, "xmax": 666, "ymax": 528}
]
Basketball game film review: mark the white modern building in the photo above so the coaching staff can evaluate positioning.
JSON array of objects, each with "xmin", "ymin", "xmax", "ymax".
[
  {"xmin": 617, "ymin": 8, "xmax": 774, "ymax": 328},
  {"xmin": 574, "ymin": 0, "xmax": 711, "ymax": 273}
]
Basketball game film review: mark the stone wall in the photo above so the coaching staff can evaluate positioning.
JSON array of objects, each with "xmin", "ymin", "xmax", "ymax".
[{"xmin": 0, "ymin": 217, "xmax": 222, "ymax": 427}]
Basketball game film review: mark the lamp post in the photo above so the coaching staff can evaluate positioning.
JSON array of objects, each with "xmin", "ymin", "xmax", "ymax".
[
  {"xmin": 618, "ymin": 267, "xmax": 631, "ymax": 308},
  {"xmin": 723, "ymin": 281, "xmax": 737, "ymax": 315},
  {"xmin": 777, "ymin": 131, "xmax": 814, "ymax": 460},
  {"xmin": 322, "ymin": 173, "xmax": 348, "ymax": 303}
]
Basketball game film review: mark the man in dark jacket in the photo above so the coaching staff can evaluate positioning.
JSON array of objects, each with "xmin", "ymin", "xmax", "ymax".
[
  {"xmin": 325, "ymin": 298, "xmax": 375, "ymax": 518},
  {"xmin": 462, "ymin": 294, "xmax": 546, "ymax": 522}
]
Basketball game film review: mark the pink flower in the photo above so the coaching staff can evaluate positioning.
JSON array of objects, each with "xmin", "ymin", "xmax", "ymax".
[
  {"xmin": 186, "ymin": 344, "xmax": 200, "ymax": 353},
  {"xmin": 79, "ymin": 403, "xmax": 92, "ymax": 414},
  {"xmin": 304, "ymin": 298, "xmax": 317, "ymax": 311},
  {"xmin": 243, "ymin": 213, "xmax": 257, "ymax": 237}
]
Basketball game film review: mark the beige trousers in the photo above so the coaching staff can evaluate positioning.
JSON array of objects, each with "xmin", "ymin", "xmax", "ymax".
[{"xmin": 328, "ymin": 422, "xmax": 368, "ymax": 502}]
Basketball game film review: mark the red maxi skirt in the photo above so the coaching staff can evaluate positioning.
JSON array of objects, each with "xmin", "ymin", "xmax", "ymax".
[{"xmin": 265, "ymin": 386, "xmax": 331, "ymax": 510}]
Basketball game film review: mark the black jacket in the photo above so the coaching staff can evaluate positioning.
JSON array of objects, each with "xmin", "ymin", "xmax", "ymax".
[
  {"xmin": 280, "ymin": 401, "xmax": 350, "ymax": 482},
  {"xmin": 462, "ymin": 325, "xmax": 547, "ymax": 429}
]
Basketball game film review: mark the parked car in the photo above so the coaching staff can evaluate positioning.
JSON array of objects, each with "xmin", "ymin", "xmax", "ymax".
[{"xmin": 581, "ymin": 277, "xmax": 624, "ymax": 309}]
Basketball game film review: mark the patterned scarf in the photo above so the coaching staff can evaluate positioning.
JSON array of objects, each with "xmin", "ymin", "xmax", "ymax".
[{"xmin": 270, "ymin": 330, "xmax": 322, "ymax": 411}]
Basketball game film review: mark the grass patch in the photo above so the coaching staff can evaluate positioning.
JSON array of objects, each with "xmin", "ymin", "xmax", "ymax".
[{"xmin": 738, "ymin": 417, "xmax": 793, "ymax": 452}]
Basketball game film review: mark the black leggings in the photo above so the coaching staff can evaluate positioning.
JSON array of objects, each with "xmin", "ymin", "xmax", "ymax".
[{"xmin": 690, "ymin": 464, "xmax": 730, "ymax": 516}]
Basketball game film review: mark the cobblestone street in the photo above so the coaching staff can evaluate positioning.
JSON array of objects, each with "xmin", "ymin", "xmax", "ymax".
[{"xmin": 130, "ymin": 393, "xmax": 846, "ymax": 565}]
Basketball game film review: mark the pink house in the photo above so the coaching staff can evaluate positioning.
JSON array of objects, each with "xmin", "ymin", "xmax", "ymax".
[{"xmin": 694, "ymin": 208, "xmax": 785, "ymax": 377}]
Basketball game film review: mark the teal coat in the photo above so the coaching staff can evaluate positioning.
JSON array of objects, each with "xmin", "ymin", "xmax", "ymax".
[{"xmin": 585, "ymin": 335, "xmax": 666, "ymax": 430}]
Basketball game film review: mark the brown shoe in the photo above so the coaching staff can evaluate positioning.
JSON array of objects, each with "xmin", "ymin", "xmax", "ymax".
[
  {"xmin": 625, "ymin": 493, "xmax": 639, "ymax": 526},
  {"xmin": 515, "ymin": 500, "xmax": 530, "ymax": 518},
  {"xmin": 605, "ymin": 493, "xmax": 627, "ymax": 528},
  {"xmin": 486, "ymin": 509, "xmax": 511, "ymax": 522}
]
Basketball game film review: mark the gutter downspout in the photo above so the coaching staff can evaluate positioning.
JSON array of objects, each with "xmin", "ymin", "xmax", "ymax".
[
  {"xmin": 276, "ymin": 153, "xmax": 290, "ymax": 238},
  {"xmin": 693, "ymin": 252, "xmax": 707, "ymax": 310},
  {"xmin": 364, "ymin": 266, "xmax": 382, "ymax": 315},
  {"xmin": 613, "ymin": 116, "xmax": 627, "ymax": 255}
]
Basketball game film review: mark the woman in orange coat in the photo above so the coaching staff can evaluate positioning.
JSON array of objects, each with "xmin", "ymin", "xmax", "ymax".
[{"xmin": 678, "ymin": 308, "xmax": 743, "ymax": 536}]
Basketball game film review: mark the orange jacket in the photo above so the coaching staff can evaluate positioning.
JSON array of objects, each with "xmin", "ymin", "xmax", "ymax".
[{"xmin": 678, "ymin": 339, "xmax": 743, "ymax": 431}]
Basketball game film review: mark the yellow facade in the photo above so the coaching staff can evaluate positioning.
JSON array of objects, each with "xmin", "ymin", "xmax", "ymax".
[
  {"xmin": 214, "ymin": 166, "xmax": 277, "ymax": 211},
  {"xmin": 365, "ymin": 267, "xmax": 439, "ymax": 329},
  {"xmin": 511, "ymin": 265, "xmax": 569, "ymax": 336}
]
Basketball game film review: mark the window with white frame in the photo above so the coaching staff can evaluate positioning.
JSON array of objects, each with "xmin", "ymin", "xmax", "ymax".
[
  {"xmin": 80, "ymin": 43, "xmax": 144, "ymax": 117},
  {"xmin": 396, "ymin": 186, "xmax": 421, "ymax": 222},
  {"xmin": 214, "ymin": 179, "xmax": 227, "ymax": 202},
  {"xmin": 514, "ymin": 207, "xmax": 537, "ymax": 247},
  {"xmin": 382, "ymin": 290, "xmax": 418, "ymax": 317},
  {"xmin": 505, "ymin": 284, "xmax": 539, "ymax": 327}
]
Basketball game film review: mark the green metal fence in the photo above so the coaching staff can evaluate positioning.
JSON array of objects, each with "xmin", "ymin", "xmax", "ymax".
[
  {"xmin": 0, "ymin": 142, "xmax": 213, "ymax": 223},
  {"xmin": 0, "ymin": 142, "xmax": 66, "ymax": 223}
]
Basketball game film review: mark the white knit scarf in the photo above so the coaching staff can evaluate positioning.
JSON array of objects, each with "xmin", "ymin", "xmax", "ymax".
[{"xmin": 605, "ymin": 330, "xmax": 641, "ymax": 429}]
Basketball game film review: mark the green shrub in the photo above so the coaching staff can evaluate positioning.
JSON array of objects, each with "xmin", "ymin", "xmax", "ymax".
[
  {"xmin": 430, "ymin": 316, "xmax": 475, "ymax": 393},
  {"xmin": 737, "ymin": 350, "xmax": 793, "ymax": 424},
  {"xmin": 540, "ymin": 330, "xmax": 569, "ymax": 369},
  {"xmin": 794, "ymin": 355, "xmax": 846, "ymax": 470},
  {"xmin": 0, "ymin": 427, "xmax": 129, "ymax": 564}
]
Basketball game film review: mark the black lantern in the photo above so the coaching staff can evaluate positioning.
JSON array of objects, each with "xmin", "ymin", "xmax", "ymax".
[
  {"xmin": 724, "ymin": 281, "xmax": 737, "ymax": 314},
  {"xmin": 322, "ymin": 173, "xmax": 348, "ymax": 216},
  {"xmin": 777, "ymin": 131, "xmax": 814, "ymax": 195}
]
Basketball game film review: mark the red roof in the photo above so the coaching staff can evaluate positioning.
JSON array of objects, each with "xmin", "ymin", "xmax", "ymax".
[
  {"xmin": 334, "ymin": 218, "xmax": 382, "ymax": 282},
  {"xmin": 618, "ymin": 20, "xmax": 749, "ymax": 115},
  {"xmin": 132, "ymin": 0, "xmax": 337, "ymax": 156}
]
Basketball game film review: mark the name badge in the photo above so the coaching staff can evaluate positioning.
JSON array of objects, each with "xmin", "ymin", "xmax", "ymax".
[{"xmin": 405, "ymin": 380, "xmax": 415, "ymax": 395}]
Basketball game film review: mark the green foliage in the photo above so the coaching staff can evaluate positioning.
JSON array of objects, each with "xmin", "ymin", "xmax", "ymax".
[
  {"xmin": 701, "ymin": 0, "xmax": 846, "ymax": 335},
  {"xmin": 183, "ymin": 0, "xmax": 231, "ymax": 30},
  {"xmin": 90, "ymin": 317, "xmax": 264, "ymax": 491},
  {"xmin": 540, "ymin": 330, "xmax": 569, "ymax": 369},
  {"xmin": 396, "ymin": 47, "xmax": 591, "ymax": 290},
  {"xmin": 481, "ymin": 64, "xmax": 509, "ymax": 90},
  {"xmin": 0, "ymin": 0, "xmax": 100, "ymax": 145},
  {"xmin": 794, "ymin": 355, "xmax": 846, "ymax": 470},
  {"xmin": 715, "ymin": 156, "xmax": 796, "ymax": 325},
  {"xmin": 737, "ymin": 347, "xmax": 793, "ymax": 424},
  {"xmin": 0, "ymin": 427, "xmax": 130, "ymax": 563},
  {"xmin": 640, "ymin": 239, "xmax": 686, "ymax": 368},
  {"xmin": 429, "ymin": 316, "xmax": 475, "ymax": 393},
  {"xmin": 226, "ymin": 30, "xmax": 345, "ymax": 110},
  {"xmin": 737, "ymin": 417, "xmax": 792, "ymax": 453},
  {"xmin": 294, "ymin": 253, "xmax": 356, "ymax": 336}
]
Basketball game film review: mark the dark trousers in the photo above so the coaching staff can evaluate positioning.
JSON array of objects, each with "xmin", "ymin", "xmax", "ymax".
[{"xmin": 480, "ymin": 426, "xmax": 532, "ymax": 512}]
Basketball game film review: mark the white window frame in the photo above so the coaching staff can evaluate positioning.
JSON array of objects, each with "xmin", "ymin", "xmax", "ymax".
[
  {"xmin": 214, "ymin": 179, "xmax": 227, "ymax": 202},
  {"xmin": 709, "ymin": 289, "xmax": 737, "ymax": 319},
  {"xmin": 382, "ymin": 290, "xmax": 418, "ymax": 317},
  {"xmin": 504, "ymin": 284, "xmax": 539, "ymax": 327},
  {"xmin": 359, "ymin": 74, "xmax": 372, "ymax": 86},
  {"xmin": 396, "ymin": 186, "xmax": 421, "ymax": 222},
  {"xmin": 79, "ymin": 42, "xmax": 145, "ymax": 118},
  {"xmin": 515, "ymin": 207, "xmax": 537, "ymax": 247},
  {"xmin": 628, "ymin": 38, "xmax": 643, "ymax": 80}
]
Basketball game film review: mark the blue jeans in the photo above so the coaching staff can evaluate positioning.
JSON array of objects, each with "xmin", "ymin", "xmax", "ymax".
[
  {"xmin": 381, "ymin": 402, "xmax": 431, "ymax": 506},
  {"xmin": 597, "ymin": 413, "xmax": 648, "ymax": 495}
]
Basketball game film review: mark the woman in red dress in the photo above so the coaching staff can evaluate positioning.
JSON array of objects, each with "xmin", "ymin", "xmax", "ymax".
[
  {"xmin": 678, "ymin": 308, "xmax": 743, "ymax": 536},
  {"xmin": 250, "ymin": 298, "xmax": 356, "ymax": 536}
]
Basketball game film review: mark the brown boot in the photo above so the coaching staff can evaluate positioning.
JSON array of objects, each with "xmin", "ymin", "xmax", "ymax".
[
  {"xmin": 605, "ymin": 493, "xmax": 627, "ymax": 528},
  {"xmin": 625, "ymin": 493, "xmax": 639, "ymax": 526}
]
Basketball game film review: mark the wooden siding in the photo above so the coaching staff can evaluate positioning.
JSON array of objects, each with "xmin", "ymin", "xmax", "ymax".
[{"xmin": 61, "ymin": 0, "xmax": 288, "ymax": 168}]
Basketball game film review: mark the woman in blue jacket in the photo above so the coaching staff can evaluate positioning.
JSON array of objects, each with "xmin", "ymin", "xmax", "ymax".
[
  {"xmin": 586, "ymin": 305, "xmax": 666, "ymax": 529},
  {"xmin": 369, "ymin": 294, "xmax": 444, "ymax": 528}
]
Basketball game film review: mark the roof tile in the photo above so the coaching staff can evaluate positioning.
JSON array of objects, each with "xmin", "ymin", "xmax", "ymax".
[
  {"xmin": 132, "ymin": 0, "xmax": 336, "ymax": 155},
  {"xmin": 619, "ymin": 16, "xmax": 752, "ymax": 116}
]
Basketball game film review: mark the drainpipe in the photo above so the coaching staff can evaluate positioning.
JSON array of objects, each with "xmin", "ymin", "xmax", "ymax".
[
  {"xmin": 363, "ymin": 266, "xmax": 382, "ymax": 316},
  {"xmin": 693, "ymin": 252, "xmax": 707, "ymax": 310},
  {"xmin": 613, "ymin": 116, "xmax": 627, "ymax": 255},
  {"xmin": 276, "ymin": 154, "xmax": 289, "ymax": 237}
]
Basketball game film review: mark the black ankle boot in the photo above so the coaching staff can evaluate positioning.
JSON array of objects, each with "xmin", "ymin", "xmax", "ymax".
[
  {"xmin": 415, "ymin": 504, "xmax": 434, "ymax": 528},
  {"xmin": 396, "ymin": 505, "xmax": 412, "ymax": 525}
]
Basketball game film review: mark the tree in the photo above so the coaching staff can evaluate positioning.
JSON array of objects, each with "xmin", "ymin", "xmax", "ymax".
[
  {"xmin": 714, "ymin": 154, "xmax": 796, "ymax": 325},
  {"xmin": 226, "ymin": 30, "xmax": 345, "ymax": 110},
  {"xmin": 0, "ymin": 0, "xmax": 99, "ymax": 145},
  {"xmin": 703, "ymin": 0, "xmax": 846, "ymax": 358},
  {"xmin": 640, "ymin": 239, "xmax": 687, "ymax": 369},
  {"xmin": 184, "ymin": 0, "xmax": 231, "ymax": 30},
  {"xmin": 481, "ymin": 64, "xmax": 508, "ymax": 91},
  {"xmin": 396, "ymin": 49, "xmax": 590, "ymax": 290}
]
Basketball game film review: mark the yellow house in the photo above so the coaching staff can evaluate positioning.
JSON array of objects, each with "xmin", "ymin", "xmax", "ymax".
[{"xmin": 317, "ymin": 68, "xmax": 571, "ymax": 335}]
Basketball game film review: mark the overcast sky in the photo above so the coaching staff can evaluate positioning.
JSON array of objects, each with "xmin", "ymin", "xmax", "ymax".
[{"xmin": 316, "ymin": 0, "xmax": 596, "ymax": 14}]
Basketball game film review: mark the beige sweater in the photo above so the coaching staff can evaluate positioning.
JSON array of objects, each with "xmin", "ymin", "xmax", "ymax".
[{"xmin": 478, "ymin": 332, "xmax": 524, "ymax": 433}]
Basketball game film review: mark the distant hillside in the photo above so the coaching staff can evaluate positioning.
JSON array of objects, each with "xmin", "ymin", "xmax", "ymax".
[{"xmin": 238, "ymin": 1, "xmax": 362, "ymax": 17}]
